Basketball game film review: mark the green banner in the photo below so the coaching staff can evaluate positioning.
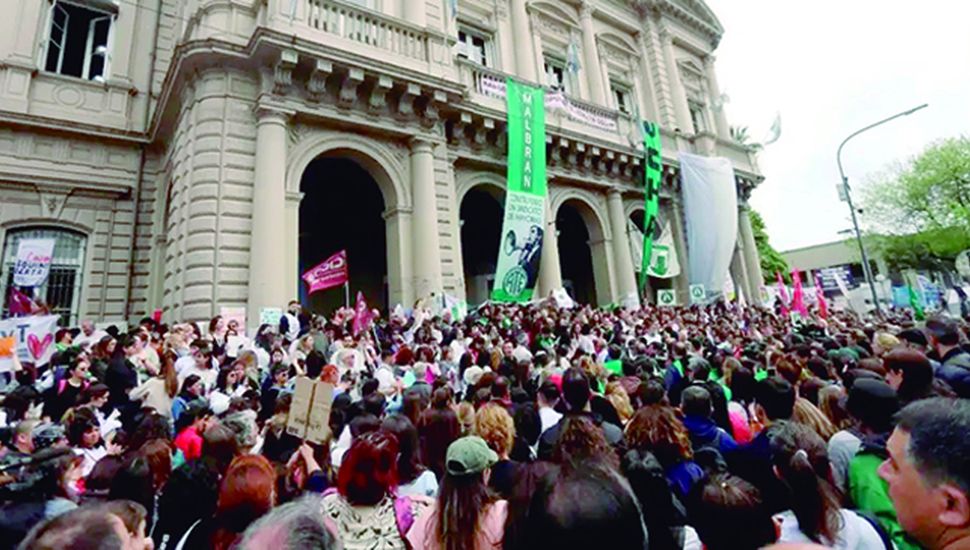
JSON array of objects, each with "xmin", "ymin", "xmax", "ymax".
[
  {"xmin": 491, "ymin": 80, "xmax": 547, "ymax": 302},
  {"xmin": 639, "ymin": 121, "xmax": 663, "ymax": 293}
]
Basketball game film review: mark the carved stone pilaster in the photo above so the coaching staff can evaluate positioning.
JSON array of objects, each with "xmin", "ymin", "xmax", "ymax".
[
  {"xmin": 420, "ymin": 90, "xmax": 446, "ymax": 128},
  {"xmin": 307, "ymin": 60, "xmax": 332, "ymax": 102},
  {"xmin": 274, "ymin": 49, "xmax": 298, "ymax": 95}
]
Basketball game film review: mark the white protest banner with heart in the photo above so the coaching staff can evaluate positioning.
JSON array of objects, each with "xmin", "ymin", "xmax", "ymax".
[{"xmin": 0, "ymin": 315, "xmax": 60, "ymax": 372}]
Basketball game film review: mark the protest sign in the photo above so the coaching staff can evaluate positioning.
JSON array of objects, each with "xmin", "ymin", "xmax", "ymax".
[
  {"xmin": 657, "ymin": 289, "xmax": 677, "ymax": 307},
  {"xmin": 0, "ymin": 315, "xmax": 59, "ymax": 372},
  {"xmin": 13, "ymin": 239, "xmax": 56, "ymax": 287},
  {"xmin": 286, "ymin": 377, "xmax": 334, "ymax": 444},
  {"xmin": 259, "ymin": 308, "xmax": 283, "ymax": 328},
  {"xmin": 492, "ymin": 79, "xmax": 547, "ymax": 303}
]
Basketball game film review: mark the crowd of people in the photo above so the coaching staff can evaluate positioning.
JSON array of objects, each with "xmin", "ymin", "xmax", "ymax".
[{"xmin": 2, "ymin": 296, "xmax": 970, "ymax": 550}]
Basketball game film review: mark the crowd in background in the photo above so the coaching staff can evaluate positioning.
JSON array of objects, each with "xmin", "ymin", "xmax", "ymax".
[{"xmin": 2, "ymin": 297, "xmax": 970, "ymax": 550}]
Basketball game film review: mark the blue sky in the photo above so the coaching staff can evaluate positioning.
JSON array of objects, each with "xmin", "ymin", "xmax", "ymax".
[{"xmin": 705, "ymin": 0, "xmax": 970, "ymax": 251}]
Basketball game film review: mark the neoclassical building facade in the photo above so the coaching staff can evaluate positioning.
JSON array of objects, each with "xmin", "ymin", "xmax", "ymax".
[{"xmin": 0, "ymin": 0, "xmax": 765, "ymax": 327}]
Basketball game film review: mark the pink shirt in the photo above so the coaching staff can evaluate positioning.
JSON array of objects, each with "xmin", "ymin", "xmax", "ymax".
[{"xmin": 406, "ymin": 499, "xmax": 507, "ymax": 550}]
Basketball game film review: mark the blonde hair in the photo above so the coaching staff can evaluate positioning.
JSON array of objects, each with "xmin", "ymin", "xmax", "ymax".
[
  {"xmin": 474, "ymin": 403, "xmax": 515, "ymax": 457},
  {"xmin": 456, "ymin": 402, "xmax": 476, "ymax": 436},
  {"xmin": 792, "ymin": 397, "xmax": 838, "ymax": 441},
  {"xmin": 605, "ymin": 382, "xmax": 634, "ymax": 423}
]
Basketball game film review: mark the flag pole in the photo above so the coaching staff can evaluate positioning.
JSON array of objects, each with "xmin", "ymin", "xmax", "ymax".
[{"xmin": 344, "ymin": 282, "xmax": 349, "ymax": 309}]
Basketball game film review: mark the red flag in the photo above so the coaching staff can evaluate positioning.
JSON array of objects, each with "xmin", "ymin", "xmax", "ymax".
[
  {"xmin": 775, "ymin": 271, "xmax": 790, "ymax": 316},
  {"xmin": 8, "ymin": 288, "xmax": 38, "ymax": 316},
  {"xmin": 791, "ymin": 269, "xmax": 808, "ymax": 317},
  {"xmin": 814, "ymin": 272, "xmax": 829, "ymax": 319},
  {"xmin": 302, "ymin": 250, "xmax": 348, "ymax": 295},
  {"xmin": 352, "ymin": 291, "xmax": 373, "ymax": 336}
]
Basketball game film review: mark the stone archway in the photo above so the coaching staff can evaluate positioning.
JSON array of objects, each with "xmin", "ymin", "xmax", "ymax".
[
  {"xmin": 288, "ymin": 135, "xmax": 412, "ymax": 310},
  {"xmin": 553, "ymin": 194, "xmax": 614, "ymax": 307},
  {"xmin": 459, "ymin": 183, "xmax": 504, "ymax": 305}
]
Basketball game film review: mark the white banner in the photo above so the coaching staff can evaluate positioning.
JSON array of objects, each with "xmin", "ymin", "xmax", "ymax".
[
  {"xmin": 479, "ymin": 76, "xmax": 618, "ymax": 132},
  {"xmin": 679, "ymin": 153, "xmax": 738, "ymax": 293},
  {"xmin": 630, "ymin": 219, "xmax": 681, "ymax": 279},
  {"xmin": 0, "ymin": 315, "xmax": 60, "ymax": 371},
  {"xmin": 13, "ymin": 239, "xmax": 56, "ymax": 287}
]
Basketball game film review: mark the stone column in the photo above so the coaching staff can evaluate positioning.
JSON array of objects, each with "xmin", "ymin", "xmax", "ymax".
[
  {"xmin": 668, "ymin": 193, "xmax": 691, "ymax": 299},
  {"xmin": 739, "ymin": 205, "xmax": 764, "ymax": 300},
  {"xmin": 410, "ymin": 139, "xmax": 443, "ymax": 300},
  {"xmin": 704, "ymin": 55, "xmax": 730, "ymax": 140},
  {"xmin": 247, "ymin": 108, "xmax": 290, "ymax": 331},
  {"xmin": 402, "ymin": 0, "xmax": 427, "ymax": 27},
  {"xmin": 635, "ymin": 31, "xmax": 661, "ymax": 123},
  {"xmin": 659, "ymin": 24, "xmax": 694, "ymax": 134},
  {"xmin": 730, "ymin": 243, "xmax": 751, "ymax": 302},
  {"xmin": 607, "ymin": 190, "xmax": 640, "ymax": 308},
  {"xmin": 579, "ymin": 2, "xmax": 607, "ymax": 105},
  {"xmin": 510, "ymin": 0, "xmax": 538, "ymax": 82},
  {"xmin": 538, "ymin": 201, "xmax": 563, "ymax": 297}
]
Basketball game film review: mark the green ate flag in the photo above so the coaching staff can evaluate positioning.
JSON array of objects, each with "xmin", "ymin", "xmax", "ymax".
[
  {"xmin": 491, "ymin": 79, "xmax": 547, "ymax": 303},
  {"xmin": 639, "ymin": 121, "xmax": 663, "ymax": 293}
]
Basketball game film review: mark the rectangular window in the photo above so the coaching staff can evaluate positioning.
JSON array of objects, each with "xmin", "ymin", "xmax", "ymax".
[
  {"xmin": 1, "ymin": 228, "xmax": 87, "ymax": 326},
  {"xmin": 688, "ymin": 101, "xmax": 708, "ymax": 133},
  {"xmin": 611, "ymin": 81, "xmax": 633, "ymax": 114},
  {"xmin": 544, "ymin": 57, "xmax": 571, "ymax": 94},
  {"xmin": 456, "ymin": 26, "xmax": 491, "ymax": 67},
  {"xmin": 42, "ymin": 1, "xmax": 115, "ymax": 81}
]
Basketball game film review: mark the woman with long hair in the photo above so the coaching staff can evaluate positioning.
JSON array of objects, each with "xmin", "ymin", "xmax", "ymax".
[
  {"xmin": 625, "ymin": 405, "xmax": 705, "ymax": 500},
  {"xmin": 171, "ymin": 373, "xmax": 204, "ymax": 424},
  {"xmin": 769, "ymin": 421, "xmax": 884, "ymax": 548},
  {"xmin": 209, "ymin": 455, "xmax": 277, "ymax": 550},
  {"xmin": 406, "ymin": 436, "xmax": 507, "ymax": 550},
  {"xmin": 382, "ymin": 414, "xmax": 438, "ymax": 498},
  {"xmin": 418, "ymin": 395, "xmax": 460, "ymax": 480},
  {"xmin": 130, "ymin": 350, "xmax": 179, "ymax": 419},
  {"xmin": 321, "ymin": 431, "xmax": 430, "ymax": 550}
]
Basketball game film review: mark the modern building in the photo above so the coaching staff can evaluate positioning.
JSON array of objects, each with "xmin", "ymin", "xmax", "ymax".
[
  {"xmin": 782, "ymin": 239, "xmax": 889, "ymax": 287},
  {"xmin": 0, "ymin": 0, "xmax": 764, "ymax": 328}
]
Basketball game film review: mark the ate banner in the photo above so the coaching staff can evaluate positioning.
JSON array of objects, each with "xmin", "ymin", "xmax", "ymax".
[
  {"xmin": 639, "ymin": 121, "xmax": 663, "ymax": 293},
  {"xmin": 13, "ymin": 239, "xmax": 56, "ymax": 287},
  {"xmin": 492, "ymin": 79, "xmax": 547, "ymax": 303},
  {"xmin": 0, "ymin": 315, "xmax": 60, "ymax": 372},
  {"xmin": 302, "ymin": 250, "xmax": 349, "ymax": 294}
]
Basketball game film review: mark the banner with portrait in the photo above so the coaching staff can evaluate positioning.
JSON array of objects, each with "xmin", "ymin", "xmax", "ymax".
[{"xmin": 491, "ymin": 80, "xmax": 547, "ymax": 303}]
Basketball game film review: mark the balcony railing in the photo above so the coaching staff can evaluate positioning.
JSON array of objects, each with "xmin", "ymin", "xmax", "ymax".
[{"xmin": 265, "ymin": 0, "xmax": 453, "ymax": 75}]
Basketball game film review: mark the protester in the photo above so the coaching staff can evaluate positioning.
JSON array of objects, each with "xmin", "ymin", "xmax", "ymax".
[
  {"xmin": 4, "ymin": 292, "xmax": 969, "ymax": 550},
  {"xmin": 880, "ymin": 398, "xmax": 970, "ymax": 550}
]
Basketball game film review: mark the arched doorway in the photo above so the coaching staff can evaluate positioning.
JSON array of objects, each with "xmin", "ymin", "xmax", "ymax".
[
  {"xmin": 460, "ymin": 185, "xmax": 504, "ymax": 305},
  {"xmin": 557, "ymin": 200, "xmax": 597, "ymax": 306},
  {"xmin": 299, "ymin": 156, "xmax": 387, "ymax": 315}
]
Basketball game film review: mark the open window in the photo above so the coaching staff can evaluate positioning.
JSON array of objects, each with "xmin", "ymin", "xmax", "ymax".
[
  {"xmin": 610, "ymin": 80, "xmax": 633, "ymax": 114},
  {"xmin": 544, "ymin": 56, "xmax": 572, "ymax": 95},
  {"xmin": 456, "ymin": 26, "xmax": 492, "ymax": 67},
  {"xmin": 41, "ymin": 0, "xmax": 116, "ymax": 81}
]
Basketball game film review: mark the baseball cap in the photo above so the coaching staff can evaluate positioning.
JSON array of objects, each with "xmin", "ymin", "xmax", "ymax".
[{"xmin": 446, "ymin": 436, "xmax": 498, "ymax": 476}]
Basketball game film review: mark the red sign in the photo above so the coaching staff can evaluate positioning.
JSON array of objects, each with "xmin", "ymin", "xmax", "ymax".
[{"xmin": 302, "ymin": 250, "xmax": 349, "ymax": 295}]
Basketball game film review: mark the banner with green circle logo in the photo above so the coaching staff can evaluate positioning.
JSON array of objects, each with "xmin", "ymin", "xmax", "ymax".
[{"xmin": 491, "ymin": 79, "xmax": 547, "ymax": 303}]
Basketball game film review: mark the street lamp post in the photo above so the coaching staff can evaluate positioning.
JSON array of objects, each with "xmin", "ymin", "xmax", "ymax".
[{"xmin": 836, "ymin": 103, "xmax": 928, "ymax": 317}]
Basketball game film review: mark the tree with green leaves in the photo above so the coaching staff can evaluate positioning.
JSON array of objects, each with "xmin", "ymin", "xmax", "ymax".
[
  {"xmin": 748, "ymin": 209, "xmax": 789, "ymax": 283},
  {"xmin": 860, "ymin": 136, "xmax": 970, "ymax": 271}
]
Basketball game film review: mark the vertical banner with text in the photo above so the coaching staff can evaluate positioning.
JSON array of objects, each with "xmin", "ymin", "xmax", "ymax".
[
  {"xmin": 491, "ymin": 79, "xmax": 547, "ymax": 302},
  {"xmin": 639, "ymin": 121, "xmax": 663, "ymax": 294}
]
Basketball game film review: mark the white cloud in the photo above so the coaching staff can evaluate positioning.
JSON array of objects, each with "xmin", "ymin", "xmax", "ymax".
[{"xmin": 705, "ymin": 0, "xmax": 970, "ymax": 251}]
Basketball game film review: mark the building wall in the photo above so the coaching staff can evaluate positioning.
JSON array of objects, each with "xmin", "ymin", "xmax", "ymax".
[{"xmin": 0, "ymin": 0, "xmax": 767, "ymax": 324}]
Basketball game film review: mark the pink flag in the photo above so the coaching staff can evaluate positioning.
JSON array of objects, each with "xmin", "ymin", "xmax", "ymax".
[
  {"xmin": 352, "ymin": 291, "xmax": 373, "ymax": 336},
  {"xmin": 302, "ymin": 250, "xmax": 348, "ymax": 295},
  {"xmin": 775, "ymin": 271, "xmax": 790, "ymax": 316},
  {"xmin": 8, "ymin": 288, "xmax": 38, "ymax": 316},
  {"xmin": 814, "ymin": 272, "xmax": 829, "ymax": 319},
  {"xmin": 791, "ymin": 269, "xmax": 808, "ymax": 317}
]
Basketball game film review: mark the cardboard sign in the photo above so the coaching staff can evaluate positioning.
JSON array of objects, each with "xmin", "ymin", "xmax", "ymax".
[
  {"xmin": 286, "ymin": 377, "xmax": 334, "ymax": 444},
  {"xmin": 220, "ymin": 306, "xmax": 246, "ymax": 334},
  {"xmin": 13, "ymin": 239, "xmax": 56, "ymax": 287},
  {"xmin": 0, "ymin": 315, "xmax": 60, "ymax": 371},
  {"xmin": 259, "ymin": 308, "xmax": 283, "ymax": 329}
]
